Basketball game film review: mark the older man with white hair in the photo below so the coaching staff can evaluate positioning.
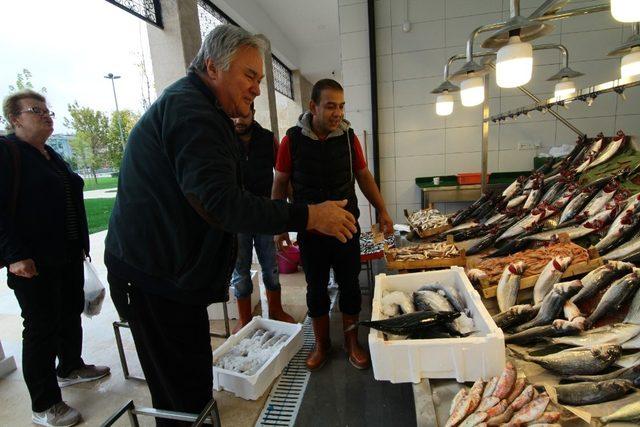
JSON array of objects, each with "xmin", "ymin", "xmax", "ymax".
[{"xmin": 105, "ymin": 24, "xmax": 357, "ymax": 423}]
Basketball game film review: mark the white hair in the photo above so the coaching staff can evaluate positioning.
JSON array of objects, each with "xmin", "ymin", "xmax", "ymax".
[{"xmin": 190, "ymin": 24, "xmax": 265, "ymax": 72}]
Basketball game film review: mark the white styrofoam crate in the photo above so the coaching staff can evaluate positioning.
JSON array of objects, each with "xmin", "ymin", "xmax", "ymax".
[
  {"xmin": 207, "ymin": 270, "xmax": 260, "ymax": 320},
  {"xmin": 369, "ymin": 266, "xmax": 505, "ymax": 384},
  {"xmin": 212, "ymin": 316, "xmax": 303, "ymax": 400}
]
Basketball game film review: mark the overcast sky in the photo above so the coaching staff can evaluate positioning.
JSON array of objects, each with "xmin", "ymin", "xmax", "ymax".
[{"xmin": 0, "ymin": 0, "xmax": 155, "ymax": 133}]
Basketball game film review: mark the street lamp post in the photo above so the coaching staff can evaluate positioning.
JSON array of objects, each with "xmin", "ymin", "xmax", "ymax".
[{"xmin": 104, "ymin": 73, "xmax": 126, "ymax": 149}]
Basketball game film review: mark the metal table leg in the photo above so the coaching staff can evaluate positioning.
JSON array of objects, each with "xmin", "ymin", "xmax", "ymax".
[{"xmin": 112, "ymin": 321, "xmax": 145, "ymax": 381}]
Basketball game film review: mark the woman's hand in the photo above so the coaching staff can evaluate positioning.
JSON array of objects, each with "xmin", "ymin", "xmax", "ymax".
[{"xmin": 9, "ymin": 259, "xmax": 38, "ymax": 278}]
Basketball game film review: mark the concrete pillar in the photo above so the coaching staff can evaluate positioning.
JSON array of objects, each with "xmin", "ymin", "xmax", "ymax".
[
  {"xmin": 147, "ymin": 0, "xmax": 201, "ymax": 94},
  {"xmin": 292, "ymin": 70, "xmax": 312, "ymax": 113}
]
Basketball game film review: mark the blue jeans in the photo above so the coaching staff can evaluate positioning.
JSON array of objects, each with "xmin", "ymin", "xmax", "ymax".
[{"xmin": 231, "ymin": 233, "xmax": 281, "ymax": 298}]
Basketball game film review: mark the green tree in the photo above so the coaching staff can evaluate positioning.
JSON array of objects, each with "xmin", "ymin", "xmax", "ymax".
[
  {"xmin": 64, "ymin": 102, "xmax": 110, "ymax": 183},
  {"xmin": 106, "ymin": 109, "xmax": 139, "ymax": 168},
  {"xmin": 8, "ymin": 68, "xmax": 47, "ymax": 94}
]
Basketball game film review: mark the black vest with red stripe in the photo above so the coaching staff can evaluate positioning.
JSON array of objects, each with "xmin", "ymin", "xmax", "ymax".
[
  {"xmin": 238, "ymin": 122, "xmax": 275, "ymax": 198},
  {"xmin": 287, "ymin": 125, "xmax": 359, "ymax": 219}
]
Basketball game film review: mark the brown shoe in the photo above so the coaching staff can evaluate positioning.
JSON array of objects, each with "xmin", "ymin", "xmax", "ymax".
[
  {"xmin": 342, "ymin": 314, "xmax": 370, "ymax": 370},
  {"xmin": 266, "ymin": 289, "xmax": 296, "ymax": 323},
  {"xmin": 306, "ymin": 314, "xmax": 331, "ymax": 371},
  {"xmin": 232, "ymin": 296, "xmax": 253, "ymax": 334}
]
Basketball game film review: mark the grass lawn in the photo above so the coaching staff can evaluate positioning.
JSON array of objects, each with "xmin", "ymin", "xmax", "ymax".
[
  {"xmin": 83, "ymin": 176, "xmax": 119, "ymax": 191},
  {"xmin": 84, "ymin": 198, "xmax": 116, "ymax": 234}
]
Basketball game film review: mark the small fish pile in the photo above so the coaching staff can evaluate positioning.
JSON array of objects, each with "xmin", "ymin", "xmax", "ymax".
[
  {"xmin": 214, "ymin": 329, "xmax": 289, "ymax": 376},
  {"xmin": 359, "ymin": 231, "xmax": 395, "ymax": 256},
  {"xmin": 407, "ymin": 208, "xmax": 449, "ymax": 233},
  {"xmin": 386, "ymin": 241, "xmax": 460, "ymax": 261},
  {"xmin": 366, "ymin": 283, "xmax": 475, "ymax": 339},
  {"xmin": 445, "ymin": 362, "xmax": 560, "ymax": 427}
]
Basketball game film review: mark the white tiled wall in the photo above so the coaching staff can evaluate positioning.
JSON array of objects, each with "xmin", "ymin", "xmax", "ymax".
[{"xmin": 338, "ymin": 0, "xmax": 640, "ymax": 227}]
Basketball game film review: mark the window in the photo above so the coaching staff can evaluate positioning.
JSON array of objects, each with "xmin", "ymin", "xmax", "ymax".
[
  {"xmin": 197, "ymin": 0, "xmax": 294, "ymax": 100},
  {"xmin": 104, "ymin": 0, "xmax": 162, "ymax": 28}
]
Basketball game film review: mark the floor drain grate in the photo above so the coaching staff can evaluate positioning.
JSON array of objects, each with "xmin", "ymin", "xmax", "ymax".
[{"xmin": 254, "ymin": 316, "xmax": 314, "ymax": 427}]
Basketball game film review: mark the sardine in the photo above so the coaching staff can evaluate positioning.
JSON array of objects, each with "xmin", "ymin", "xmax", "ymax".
[
  {"xmin": 603, "ymin": 236, "xmax": 640, "ymax": 261},
  {"xmin": 533, "ymin": 257, "xmax": 572, "ymax": 304},
  {"xmin": 497, "ymin": 262, "xmax": 527, "ymax": 312},
  {"xmin": 492, "ymin": 361, "xmax": 516, "ymax": 399},
  {"xmin": 552, "ymin": 323, "xmax": 640, "ymax": 347},
  {"xmin": 571, "ymin": 261, "xmax": 634, "ymax": 304},
  {"xmin": 586, "ymin": 269, "xmax": 640, "ymax": 327},
  {"xmin": 553, "ymin": 379, "xmax": 634, "ymax": 406},
  {"xmin": 505, "ymin": 320, "xmax": 581, "ymax": 345},
  {"xmin": 459, "ymin": 412, "xmax": 487, "ymax": 427},
  {"xmin": 601, "ymin": 400, "xmax": 640, "ymax": 423},
  {"xmin": 506, "ymin": 394, "xmax": 550, "ymax": 426},
  {"xmin": 492, "ymin": 304, "xmax": 539, "ymax": 330},
  {"xmin": 563, "ymin": 363, "xmax": 640, "ymax": 383},
  {"xmin": 518, "ymin": 344, "xmax": 621, "ymax": 375},
  {"xmin": 563, "ymin": 300, "xmax": 581, "ymax": 321},
  {"xmin": 360, "ymin": 310, "xmax": 460, "ymax": 336},
  {"xmin": 514, "ymin": 281, "xmax": 582, "ymax": 332},
  {"xmin": 586, "ymin": 133, "xmax": 626, "ymax": 170}
]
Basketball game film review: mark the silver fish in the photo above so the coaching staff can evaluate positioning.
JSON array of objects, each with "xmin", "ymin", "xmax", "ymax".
[
  {"xmin": 533, "ymin": 256, "xmax": 572, "ymax": 305},
  {"xmin": 413, "ymin": 290, "xmax": 452, "ymax": 313},
  {"xmin": 507, "ymin": 194, "xmax": 527, "ymax": 209},
  {"xmin": 519, "ymin": 344, "xmax": 622, "ymax": 375},
  {"xmin": 624, "ymin": 282, "xmax": 640, "ymax": 324},
  {"xmin": 526, "ymin": 206, "xmax": 617, "ymax": 242},
  {"xmin": 417, "ymin": 284, "xmax": 467, "ymax": 315},
  {"xmin": 603, "ymin": 236, "xmax": 640, "ymax": 261},
  {"xmin": 497, "ymin": 209, "xmax": 546, "ymax": 242},
  {"xmin": 596, "ymin": 210, "xmax": 639, "ymax": 252},
  {"xmin": 551, "ymin": 184, "xmax": 578, "ymax": 211},
  {"xmin": 571, "ymin": 261, "xmax": 634, "ymax": 304},
  {"xmin": 558, "ymin": 187, "xmax": 595, "ymax": 224},
  {"xmin": 502, "ymin": 178, "xmax": 523, "ymax": 199},
  {"xmin": 553, "ymin": 379, "xmax": 634, "ymax": 406},
  {"xmin": 575, "ymin": 137, "xmax": 605, "ymax": 172},
  {"xmin": 586, "ymin": 134, "xmax": 625, "ymax": 170},
  {"xmin": 616, "ymin": 351, "xmax": 640, "ymax": 368},
  {"xmin": 586, "ymin": 269, "xmax": 640, "ymax": 327},
  {"xmin": 563, "ymin": 300, "xmax": 582, "ymax": 321},
  {"xmin": 505, "ymin": 320, "xmax": 581, "ymax": 345},
  {"xmin": 492, "ymin": 304, "xmax": 539, "ymax": 330},
  {"xmin": 577, "ymin": 182, "xmax": 618, "ymax": 219},
  {"xmin": 497, "ymin": 262, "xmax": 526, "ymax": 312},
  {"xmin": 601, "ymin": 400, "xmax": 640, "ymax": 423},
  {"xmin": 552, "ymin": 323, "xmax": 640, "ymax": 347},
  {"xmin": 563, "ymin": 362, "xmax": 640, "ymax": 383},
  {"xmin": 514, "ymin": 281, "xmax": 582, "ymax": 332},
  {"xmin": 523, "ymin": 186, "xmax": 542, "ymax": 211}
]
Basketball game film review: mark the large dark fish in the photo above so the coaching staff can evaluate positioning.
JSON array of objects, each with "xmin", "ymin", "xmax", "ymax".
[
  {"xmin": 492, "ymin": 304, "xmax": 539, "ymax": 330},
  {"xmin": 360, "ymin": 310, "xmax": 460, "ymax": 336},
  {"xmin": 571, "ymin": 261, "xmax": 635, "ymax": 304},
  {"xmin": 515, "ymin": 344, "xmax": 622, "ymax": 375},
  {"xmin": 563, "ymin": 363, "xmax": 640, "ymax": 383},
  {"xmin": 504, "ymin": 319, "xmax": 581, "ymax": 345},
  {"xmin": 486, "ymin": 238, "xmax": 533, "ymax": 258},
  {"xmin": 466, "ymin": 220, "xmax": 518, "ymax": 255},
  {"xmin": 586, "ymin": 269, "xmax": 640, "ymax": 327},
  {"xmin": 514, "ymin": 280, "xmax": 582, "ymax": 332},
  {"xmin": 450, "ymin": 192, "xmax": 493, "ymax": 226},
  {"xmin": 553, "ymin": 379, "xmax": 634, "ymax": 406}
]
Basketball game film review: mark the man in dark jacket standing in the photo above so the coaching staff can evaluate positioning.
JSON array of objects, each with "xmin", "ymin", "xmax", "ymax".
[
  {"xmin": 272, "ymin": 79, "xmax": 393, "ymax": 372},
  {"xmin": 230, "ymin": 102, "xmax": 295, "ymax": 331},
  {"xmin": 105, "ymin": 25, "xmax": 356, "ymax": 423}
]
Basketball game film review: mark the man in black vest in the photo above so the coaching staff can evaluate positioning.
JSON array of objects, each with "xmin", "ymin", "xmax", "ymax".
[
  {"xmin": 231, "ymin": 103, "xmax": 295, "ymax": 332},
  {"xmin": 272, "ymin": 79, "xmax": 393, "ymax": 371}
]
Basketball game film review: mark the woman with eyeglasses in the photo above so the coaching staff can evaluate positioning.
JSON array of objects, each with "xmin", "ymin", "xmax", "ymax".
[{"xmin": 0, "ymin": 89, "xmax": 109, "ymax": 427}]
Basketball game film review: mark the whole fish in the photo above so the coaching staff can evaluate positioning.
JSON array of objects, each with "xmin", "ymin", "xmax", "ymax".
[
  {"xmin": 616, "ymin": 351, "xmax": 640, "ymax": 369},
  {"xmin": 492, "ymin": 304, "xmax": 539, "ymax": 330},
  {"xmin": 576, "ymin": 180, "xmax": 619, "ymax": 220},
  {"xmin": 446, "ymin": 392, "xmax": 473, "ymax": 427},
  {"xmin": 553, "ymin": 379, "xmax": 634, "ymax": 406},
  {"xmin": 586, "ymin": 132, "xmax": 626, "ymax": 170},
  {"xmin": 510, "ymin": 384, "xmax": 535, "ymax": 411},
  {"xmin": 451, "ymin": 192, "xmax": 493, "ymax": 226},
  {"xmin": 533, "ymin": 256, "xmax": 572, "ymax": 305},
  {"xmin": 446, "ymin": 221, "xmax": 480, "ymax": 234},
  {"xmin": 563, "ymin": 300, "xmax": 581, "ymax": 321},
  {"xmin": 507, "ymin": 194, "xmax": 527, "ymax": 209},
  {"xmin": 497, "ymin": 208, "xmax": 546, "ymax": 242},
  {"xmin": 601, "ymin": 400, "xmax": 640, "ymax": 423},
  {"xmin": 505, "ymin": 319, "xmax": 581, "ymax": 345},
  {"xmin": 413, "ymin": 289, "xmax": 453, "ymax": 313},
  {"xmin": 624, "ymin": 280, "xmax": 640, "ymax": 324},
  {"xmin": 506, "ymin": 394, "xmax": 550, "ymax": 426},
  {"xmin": 492, "ymin": 361, "xmax": 516, "ymax": 399},
  {"xmin": 467, "ymin": 269, "xmax": 488, "ymax": 287},
  {"xmin": 503, "ymin": 178, "xmax": 525, "ymax": 200},
  {"xmin": 467, "ymin": 379, "xmax": 486, "ymax": 413},
  {"xmin": 486, "ymin": 407, "xmax": 514, "ymax": 426},
  {"xmin": 482, "ymin": 377, "xmax": 499, "ymax": 399},
  {"xmin": 524, "ymin": 208, "xmax": 614, "ymax": 242},
  {"xmin": 497, "ymin": 262, "xmax": 527, "ymax": 312},
  {"xmin": 550, "ymin": 183, "xmax": 577, "ymax": 211},
  {"xmin": 484, "ymin": 400, "xmax": 508, "ymax": 418},
  {"xmin": 459, "ymin": 412, "xmax": 487, "ymax": 427},
  {"xmin": 523, "ymin": 182, "xmax": 543, "ymax": 211},
  {"xmin": 476, "ymin": 396, "xmax": 500, "ymax": 412},
  {"xmin": 558, "ymin": 186, "xmax": 596, "ymax": 224},
  {"xmin": 586, "ymin": 269, "xmax": 640, "ymax": 327},
  {"xmin": 514, "ymin": 281, "xmax": 582, "ymax": 333},
  {"xmin": 540, "ymin": 181, "xmax": 564, "ymax": 206},
  {"xmin": 450, "ymin": 388, "xmax": 468, "ymax": 416},
  {"xmin": 575, "ymin": 137, "xmax": 605, "ymax": 172},
  {"xmin": 417, "ymin": 284, "xmax": 466, "ymax": 314},
  {"xmin": 505, "ymin": 378, "xmax": 526, "ymax": 404},
  {"xmin": 552, "ymin": 323, "xmax": 640, "ymax": 347},
  {"xmin": 381, "ymin": 291, "xmax": 415, "ymax": 316},
  {"xmin": 596, "ymin": 210, "xmax": 640, "ymax": 253},
  {"xmin": 360, "ymin": 310, "xmax": 460, "ymax": 336},
  {"xmin": 518, "ymin": 344, "xmax": 621, "ymax": 375},
  {"xmin": 487, "ymin": 238, "xmax": 532, "ymax": 258},
  {"xmin": 563, "ymin": 363, "xmax": 640, "ymax": 383},
  {"xmin": 603, "ymin": 235, "xmax": 640, "ymax": 261},
  {"xmin": 571, "ymin": 261, "xmax": 634, "ymax": 304}
]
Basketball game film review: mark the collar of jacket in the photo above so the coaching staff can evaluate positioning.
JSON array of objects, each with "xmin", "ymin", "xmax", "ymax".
[
  {"xmin": 296, "ymin": 111, "xmax": 351, "ymax": 141},
  {"xmin": 187, "ymin": 70, "xmax": 234, "ymax": 128},
  {"xmin": 4, "ymin": 133, "xmax": 56, "ymax": 158}
]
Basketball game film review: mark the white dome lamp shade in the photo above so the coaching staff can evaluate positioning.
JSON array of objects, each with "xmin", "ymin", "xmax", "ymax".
[
  {"xmin": 611, "ymin": 0, "xmax": 640, "ymax": 23},
  {"xmin": 460, "ymin": 77, "xmax": 485, "ymax": 107},
  {"xmin": 431, "ymin": 80, "xmax": 459, "ymax": 116},
  {"xmin": 496, "ymin": 35, "xmax": 533, "ymax": 88},
  {"xmin": 608, "ymin": 25, "xmax": 640, "ymax": 79},
  {"xmin": 547, "ymin": 65, "xmax": 584, "ymax": 101}
]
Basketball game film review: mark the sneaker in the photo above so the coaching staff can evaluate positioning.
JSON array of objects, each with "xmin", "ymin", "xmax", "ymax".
[
  {"xmin": 32, "ymin": 401, "xmax": 81, "ymax": 427},
  {"xmin": 57, "ymin": 364, "xmax": 110, "ymax": 388}
]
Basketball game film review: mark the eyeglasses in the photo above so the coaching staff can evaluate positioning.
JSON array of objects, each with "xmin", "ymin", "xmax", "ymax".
[{"xmin": 19, "ymin": 107, "xmax": 55, "ymax": 118}]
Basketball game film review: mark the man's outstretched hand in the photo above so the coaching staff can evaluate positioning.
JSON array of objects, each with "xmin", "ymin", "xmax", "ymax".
[{"xmin": 307, "ymin": 200, "xmax": 357, "ymax": 242}]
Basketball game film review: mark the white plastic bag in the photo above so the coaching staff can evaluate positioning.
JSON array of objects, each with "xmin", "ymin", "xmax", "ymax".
[{"xmin": 83, "ymin": 259, "xmax": 106, "ymax": 317}]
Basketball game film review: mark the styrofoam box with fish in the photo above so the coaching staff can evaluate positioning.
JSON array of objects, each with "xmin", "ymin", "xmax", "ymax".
[
  {"xmin": 369, "ymin": 267, "xmax": 505, "ymax": 383},
  {"xmin": 212, "ymin": 316, "xmax": 303, "ymax": 400}
]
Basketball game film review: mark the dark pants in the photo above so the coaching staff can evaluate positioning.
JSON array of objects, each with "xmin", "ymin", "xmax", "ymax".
[
  {"xmin": 110, "ymin": 275, "xmax": 213, "ymax": 427},
  {"xmin": 298, "ymin": 229, "xmax": 362, "ymax": 318},
  {"xmin": 8, "ymin": 261, "xmax": 85, "ymax": 412}
]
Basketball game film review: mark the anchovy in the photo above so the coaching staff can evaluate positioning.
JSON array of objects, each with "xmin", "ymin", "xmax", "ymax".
[
  {"xmin": 505, "ymin": 319, "xmax": 581, "ymax": 345},
  {"xmin": 563, "ymin": 363, "xmax": 640, "ymax": 383},
  {"xmin": 571, "ymin": 261, "xmax": 634, "ymax": 304},
  {"xmin": 552, "ymin": 323, "xmax": 640, "ymax": 347},
  {"xmin": 497, "ymin": 262, "xmax": 527, "ymax": 312},
  {"xmin": 360, "ymin": 310, "xmax": 460, "ymax": 336},
  {"xmin": 492, "ymin": 304, "xmax": 539, "ymax": 330},
  {"xmin": 517, "ymin": 344, "xmax": 622, "ymax": 375},
  {"xmin": 533, "ymin": 256, "xmax": 572, "ymax": 304},
  {"xmin": 514, "ymin": 281, "xmax": 582, "ymax": 332},
  {"xmin": 586, "ymin": 269, "xmax": 640, "ymax": 327},
  {"xmin": 603, "ymin": 236, "xmax": 640, "ymax": 261},
  {"xmin": 601, "ymin": 400, "xmax": 640, "ymax": 423},
  {"xmin": 553, "ymin": 379, "xmax": 634, "ymax": 406},
  {"xmin": 586, "ymin": 133, "xmax": 626, "ymax": 170}
]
